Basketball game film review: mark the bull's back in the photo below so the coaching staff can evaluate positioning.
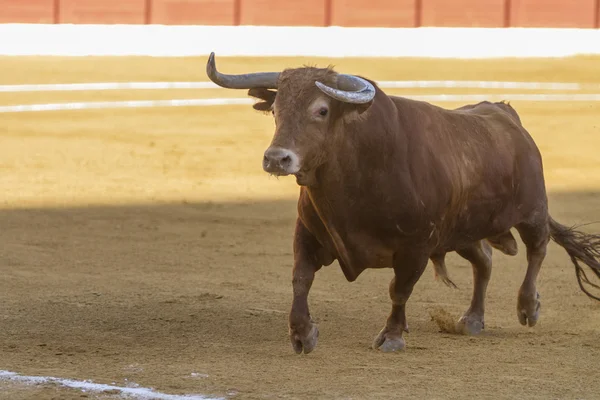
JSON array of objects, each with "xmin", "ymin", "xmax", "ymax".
[{"xmin": 397, "ymin": 97, "xmax": 545, "ymax": 245}]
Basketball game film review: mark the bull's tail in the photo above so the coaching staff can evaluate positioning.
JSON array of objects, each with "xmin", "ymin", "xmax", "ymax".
[{"xmin": 549, "ymin": 217, "xmax": 600, "ymax": 301}]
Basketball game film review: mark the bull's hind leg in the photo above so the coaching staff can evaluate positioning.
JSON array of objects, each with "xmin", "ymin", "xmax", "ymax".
[
  {"xmin": 515, "ymin": 217, "xmax": 550, "ymax": 327},
  {"xmin": 373, "ymin": 252, "xmax": 429, "ymax": 352},
  {"xmin": 455, "ymin": 240, "xmax": 493, "ymax": 335},
  {"xmin": 431, "ymin": 232, "xmax": 517, "ymax": 290}
]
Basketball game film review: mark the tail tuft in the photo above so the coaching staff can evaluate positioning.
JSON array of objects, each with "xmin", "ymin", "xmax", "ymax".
[{"xmin": 549, "ymin": 218, "xmax": 600, "ymax": 301}]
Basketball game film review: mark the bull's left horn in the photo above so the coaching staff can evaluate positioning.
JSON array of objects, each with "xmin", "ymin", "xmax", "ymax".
[
  {"xmin": 315, "ymin": 74, "xmax": 376, "ymax": 104},
  {"xmin": 206, "ymin": 52, "xmax": 280, "ymax": 89}
]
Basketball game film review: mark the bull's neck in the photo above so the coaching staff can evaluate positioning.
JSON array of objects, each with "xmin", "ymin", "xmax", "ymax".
[
  {"xmin": 303, "ymin": 96, "xmax": 424, "ymax": 238},
  {"xmin": 309, "ymin": 95, "xmax": 410, "ymax": 196},
  {"xmin": 338, "ymin": 95, "xmax": 406, "ymax": 176}
]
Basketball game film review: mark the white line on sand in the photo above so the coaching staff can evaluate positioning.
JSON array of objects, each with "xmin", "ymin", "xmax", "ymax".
[
  {"xmin": 0, "ymin": 80, "xmax": 597, "ymax": 92},
  {"xmin": 408, "ymin": 93, "xmax": 600, "ymax": 101},
  {"xmin": 2, "ymin": 93, "xmax": 600, "ymax": 114},
  {"xmin": 0, "ymin": 82, "xmax": 218, "ymax": 92},
  {"xmin": 378, "ymin": 81, "xmax": 596, "ymax": 90},
  {"xmin": 0, "ymin": 370, "xmax": 223, "ymax": 400},
  {"xmin": 0, "ymin": 98, "xmax": 253, "ymax": 113}
]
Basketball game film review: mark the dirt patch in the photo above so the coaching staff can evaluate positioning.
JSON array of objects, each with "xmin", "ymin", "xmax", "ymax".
[
  {"xmin": 1, "ymin": 56, "xmax": 600, "ymax": 400},
  {"xmin": 429, "ymin": 307, "xmax": 463, "ymax": 334}
]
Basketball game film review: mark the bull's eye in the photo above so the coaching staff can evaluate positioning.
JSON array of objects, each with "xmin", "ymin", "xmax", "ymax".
[{"xmin": 319, "ymin": 107, "xmax": 328, "ymax": 117}]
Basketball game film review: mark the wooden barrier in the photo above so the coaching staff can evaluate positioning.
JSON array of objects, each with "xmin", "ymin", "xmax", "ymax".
[
  {"xmin": 150, "ymin": 0, "xmax": 236, "ymax": 25},
  {"xmin": 421, "ymin": 0, "xmax": 505, "ymax": 27},
  {"xmin": 510, "ymin": 0, "xmax": 597, "ymax": 28},
  {"xmin": 58, "ymin": 0, "xmax": 146, "ymax": 24},
  {"xmin": 0, "ymin": 0, "xmax": 598, "ymax": 28},
  {"xmin": 330, "ymin": 0, "xmax": 417, "ymax": 28},
  {"xmin": 0, "ymin": 0, "xmax": 55, "ymax": 23},
  {"xmin": 238, "ymin": 0, "xmax": 327, "ymax": 26}
]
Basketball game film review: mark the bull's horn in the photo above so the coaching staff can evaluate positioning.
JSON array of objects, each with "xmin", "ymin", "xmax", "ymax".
[
  {"xmin": 206, "ymin": 52, "xmax": 280, "ymax": 89},
  {"xmin": 315, "ymin": 74, "xmax": 376, "ymax": 104}
]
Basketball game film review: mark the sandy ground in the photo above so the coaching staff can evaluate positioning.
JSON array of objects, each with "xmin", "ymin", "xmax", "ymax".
[{"xmin": 1, "ymin": 56, "xmax": 600, "ymax": 400}]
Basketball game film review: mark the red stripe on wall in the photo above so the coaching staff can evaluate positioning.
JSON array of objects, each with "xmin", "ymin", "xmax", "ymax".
[
  {"xmin": 144, "ymin": 0, "xmax": 151, "ymax": 24},
  {"xmin": 415, "ymin": 0, "xmax": 422, "ymax": 26},
  {"xmin": 324, "ymin": 0, "xmax": 332, "ymax": 26},
  {"xmin": 234, "ymin": 0, "xmax": 241, "ymax": 25},
  {"xmin": 504, "ymin": 0, "xmax": 511, "ymax": 27},
  {"xmin": 54, "ymin": 0, "xmax": 60, "ymax": 23}
]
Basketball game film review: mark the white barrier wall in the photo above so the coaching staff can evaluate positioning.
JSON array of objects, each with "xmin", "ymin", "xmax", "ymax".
[{"xmin": 2, "ymin": 24, "xmax": 600, "ymax": 58}]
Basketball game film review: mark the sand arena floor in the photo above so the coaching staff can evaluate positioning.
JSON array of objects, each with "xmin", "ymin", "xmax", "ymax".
[{"xmin": 1, "ymin": 56, "xmax": 600, "ymax": 399}]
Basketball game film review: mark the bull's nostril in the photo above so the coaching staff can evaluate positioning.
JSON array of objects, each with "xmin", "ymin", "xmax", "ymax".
[{"xmin": 281, "ymin": 155, "xmax": 292, "ymax": 166}]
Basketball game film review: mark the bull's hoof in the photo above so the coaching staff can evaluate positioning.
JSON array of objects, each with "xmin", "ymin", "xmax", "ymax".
[
  {"xmin": 457, "ymin": 314, "xmax": 484, "ymax": 335},
  {"xmin": 372, "ymin": 328, "xmax": 406, "ymax": 353},
  {"xmin": 290, "ymin": 323, "xmax": 319, "ymax": 354},
  {"xmin": 378, "ymin": 337, "xmax": 406, "ymax": 353},
  {"xmin": 517, "ymin": 291, "xmax": 541, "ymax": 327}
]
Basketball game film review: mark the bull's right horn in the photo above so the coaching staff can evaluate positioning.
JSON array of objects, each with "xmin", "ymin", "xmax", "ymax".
[
  {"xmin": 206, "ymin": 52, "xmax": 280, "ymax": 89},
  {"xmin": 315, "ymin": 74, "xmax": 376, "ymax": 104}
]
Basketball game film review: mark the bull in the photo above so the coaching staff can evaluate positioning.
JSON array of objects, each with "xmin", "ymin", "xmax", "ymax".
[{"xmin": 205, "ymin": 53, "xmax": 600, "ymax": 354}]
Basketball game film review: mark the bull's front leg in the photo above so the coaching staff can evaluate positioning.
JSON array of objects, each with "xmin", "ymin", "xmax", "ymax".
[
  {"xmin": 373, "ymin": 252, "xmax": 429, "ymax": 352},
  {"xmin": 289, "ymin": 218, "xmax": 325, "ymax": 354}
]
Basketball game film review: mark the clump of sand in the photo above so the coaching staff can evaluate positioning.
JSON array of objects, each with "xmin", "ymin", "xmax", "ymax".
[{"xmin": 429, "ymin": 306, "xmax": 461, "ymax": 334}]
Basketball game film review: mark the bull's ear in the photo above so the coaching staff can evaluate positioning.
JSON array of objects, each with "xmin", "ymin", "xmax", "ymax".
[{"xmin": 248, "ymin": 88, "xmax": 276, "ymax": 113}]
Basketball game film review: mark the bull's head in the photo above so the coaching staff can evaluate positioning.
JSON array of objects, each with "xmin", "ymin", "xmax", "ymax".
[{"xmin": 206, "ymin": 52, "xmax": 376, "ymax": 186}]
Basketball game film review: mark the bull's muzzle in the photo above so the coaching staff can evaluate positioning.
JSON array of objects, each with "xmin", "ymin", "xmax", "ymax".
[{"xmin": 262, "ymin": 147, "xmax": 300, "ymax": 176}]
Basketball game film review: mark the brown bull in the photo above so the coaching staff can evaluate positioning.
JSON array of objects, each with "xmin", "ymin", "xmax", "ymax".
[{"xmin": 206, "ymin": 53, "xmax": 600, "ymax": 354}]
